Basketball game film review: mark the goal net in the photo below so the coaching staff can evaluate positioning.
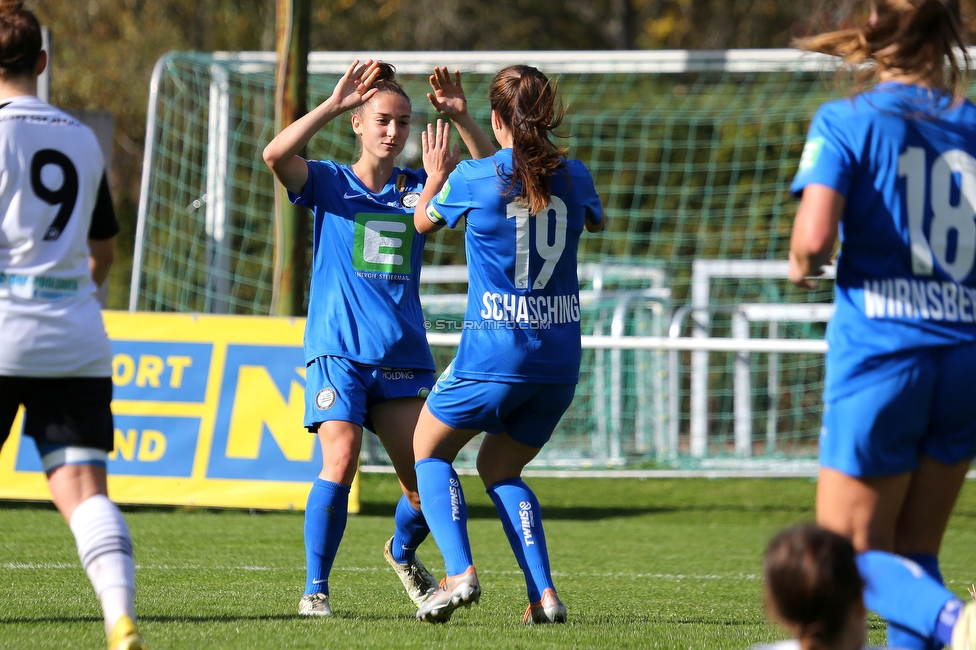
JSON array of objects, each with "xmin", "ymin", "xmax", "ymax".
[{"xmin": 132, "ymin": 49, "xmax": 866, "ymax": 472}]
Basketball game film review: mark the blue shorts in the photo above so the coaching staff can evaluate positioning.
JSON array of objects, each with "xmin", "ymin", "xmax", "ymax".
[
  {"xmin": 820, "ymin": 343, "xmax": 976, "ymax": 477},
  {"xmin": 426, "ymin": 361, "xmax": 577, "ymax": 449},
  {"xmin": 304, "ymin": 356, "xmax": 435, "ymax": 433}
]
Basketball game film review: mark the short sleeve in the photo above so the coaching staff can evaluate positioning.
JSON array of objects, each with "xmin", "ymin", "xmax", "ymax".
[
  {"xmin": 88, "ymin": 174, "xmax": 120, "ymax": 240},
  {"xmin": 287, "ymin": 159, "xmax": 340, "ymax": 209},
  {"xmin": 790, "ymin": 104, "xmax": 855, "ymax": 199},
  {"xmin": 573, "ymin": 163, "xmax": 604, "ymax": 225},
  {"xmin": 426, "ymin": 166, "xmax": 473, "ymax": 229}
]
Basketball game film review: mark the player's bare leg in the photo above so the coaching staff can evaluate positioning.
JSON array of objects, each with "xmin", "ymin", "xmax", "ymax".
[
  {"xmin": 48, "ymin": 462, "xmax": 144, "ymax": 649},
  {"xmin": 893, "ymin": 456, "xmax": 970, "ymax": 557}
]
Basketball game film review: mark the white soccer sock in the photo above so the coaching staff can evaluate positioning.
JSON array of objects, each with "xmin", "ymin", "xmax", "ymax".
[{"xmin": 68, "ymin": 494, "xmax": 137, "ymax": 635}]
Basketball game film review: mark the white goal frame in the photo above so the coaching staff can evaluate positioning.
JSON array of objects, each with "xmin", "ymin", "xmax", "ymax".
[{"xmin": 136, "ymin": 48, "xmax": 922, "ymax": 476}]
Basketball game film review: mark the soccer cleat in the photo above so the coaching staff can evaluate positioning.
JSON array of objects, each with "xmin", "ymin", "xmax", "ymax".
[
  {"xmin": 522, "ymin": 587, "xmax": 567, "ymax": 624},
  {"xmin": 107, "ymin": 615, "xmax": 147, "ymax": 650},
  {"xmin": 952, "ymin": 600, "xmax": 976, "ymax": 650},
  {"xmin": 416, "ymin": 566, "xmax": 481, "ymax": 623},
  {"xmin": 298, "ymin": 592, "xmax": 332, "ymax": 617},
  {"xmin": 383, "ymin": 537, "xmax": 438, "ymax": 607}
]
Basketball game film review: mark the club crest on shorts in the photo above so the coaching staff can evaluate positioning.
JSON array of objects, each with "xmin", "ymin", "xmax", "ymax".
[
  {"xmin": 400, "ymin": 192, "xmax": 420, "ymax": 208},
  {"xmin": 315, "ymin": 387, "xmax": 337, "ymax": 410}
]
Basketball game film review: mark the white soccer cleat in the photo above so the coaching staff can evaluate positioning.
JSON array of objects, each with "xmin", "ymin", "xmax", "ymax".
[
  {"xmin": 416, "ymin": 565, "xmax": 481, "ymax": 623},
  {"xmin": 953, "ymin": 600, "xmax": 976, "ymax": 650},
  {"xmin": 383, "ymin": 536, "xmax": 438, "ymax": 607},
  {"xmin": 298, "ymin": 592, "xmax": 332, "ymax": 617},
  {"xmin": 522, "ymin": 587, "xmax": 567, "ymax": 624}
]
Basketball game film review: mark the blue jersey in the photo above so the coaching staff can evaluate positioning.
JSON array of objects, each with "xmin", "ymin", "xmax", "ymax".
[
  {"xmin": 427, "ymin": 149, "xmax": 603, "ymax": 383},
  {"xmin": 791, "ymin": 83, "xmax": 976, "ymax": 400},
  {"xmin": 289, "ymin": 160, "xmax": 434, "ymax": 370}
]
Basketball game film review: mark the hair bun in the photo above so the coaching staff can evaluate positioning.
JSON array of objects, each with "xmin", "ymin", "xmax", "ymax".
[{"xmin": 374, "ymin": 61, "xmax": 397, "ymax": 84}]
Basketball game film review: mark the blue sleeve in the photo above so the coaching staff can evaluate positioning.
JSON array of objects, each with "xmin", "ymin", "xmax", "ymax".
[
  {"xmin": 426, "ymin": 166, "xmax": 473, "ymax": 229},
  {"xmin": 287, "ymin": 159, "xmax": 340, "ymax": 209},
  {"xmin": 790, "ymin": 104, "xmax": 855, "ymax": 199},
  {"xmin": 574, "ymin": 163, "xmax": 604, "ymax": 225}
]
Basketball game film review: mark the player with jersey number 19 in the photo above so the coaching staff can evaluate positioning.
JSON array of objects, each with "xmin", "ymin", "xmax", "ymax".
[
  {"xmin": 263, "ymin": 59, "xmax": 495, "ymax": 617},
  {"xmin": 788, "ymin": 1, "xmax": 976, "ymax": 649},
  {"xmin": 411, "ymin": 65, "xmax": 605, "ymax": 624},
  {"xmin": 0, "ymin": 2, "xmax": 146, "ymax": 650}
]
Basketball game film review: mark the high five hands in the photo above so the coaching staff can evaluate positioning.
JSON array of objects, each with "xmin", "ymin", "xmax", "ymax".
[
  {"xmin": 330, "ymin": 59, "xmax": 381, "ymax": 113},
  {"xmin": 427, "ymin": 67, "xmax": 470, "ymax": 120},
  {"xmin": 422, "ymin": 119, "xmax": 460, "ymax": 183}
]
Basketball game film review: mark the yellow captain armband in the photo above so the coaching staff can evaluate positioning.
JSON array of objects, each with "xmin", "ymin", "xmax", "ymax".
[{"xmin": 425, "ymin": 203, "xmax": 446, "ymax": 225}]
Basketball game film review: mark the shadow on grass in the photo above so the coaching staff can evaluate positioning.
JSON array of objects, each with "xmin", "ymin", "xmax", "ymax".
[
  {"xmin": 0, "ymin": 612, "xmax": 767, "ymax": 626},
  {"xmin": 6, "ymin": 497, "xmax": 975, "ymax": 522},
  {"xmin": 0, "ymin": 612, "xmax": 437, "ymax": 625},
  {"xmin": 357, "ymin": 501, "xmax": 816, "ymax": 521}
]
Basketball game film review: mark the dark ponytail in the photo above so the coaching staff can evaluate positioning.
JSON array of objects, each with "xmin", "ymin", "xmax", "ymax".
[
  {"xmin": 763, "ymin": 525, "xmax": 863, "ymax": 649},
  {"xmin": 489, "ymin": 65, "xmax": 567, "ymax": 215},
  {"xmin": 0, "ymin": 0, "xmax": 41, "ymax": 76}
]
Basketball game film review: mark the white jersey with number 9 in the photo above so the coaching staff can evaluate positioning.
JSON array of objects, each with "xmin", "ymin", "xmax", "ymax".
[{"xmin": 0, "ymin": 95, "xmax": 115, "ymax": 377}]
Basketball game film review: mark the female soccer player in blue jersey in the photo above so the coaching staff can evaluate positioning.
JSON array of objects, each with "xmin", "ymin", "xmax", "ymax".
[
  {"xmin": 409, "ymin": 65, "xmax": 605, "ymax": 624},
  {"xmin": 789, "ymin": 2, "xmax": 976, "ymax": 648},
  {"xmin": 263, "ymin": 60, "xmax": 494, "ymax": 617}
]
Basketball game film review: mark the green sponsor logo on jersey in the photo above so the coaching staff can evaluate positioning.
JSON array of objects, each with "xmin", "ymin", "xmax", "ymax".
[
  {"xmin": 798, "ymin": 136, "xmax": 825, "ymax": 172},
  {"xmin": 352, "ymin": 212, "xmax": 415, "ymax": 274},
  {"xmin": 435, "ymin": 179, "xmax": 451, "ymax": 203}
]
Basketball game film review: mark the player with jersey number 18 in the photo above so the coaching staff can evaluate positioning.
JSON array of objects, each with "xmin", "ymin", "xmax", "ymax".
[
  {"xmin": 263, "ymin": 59, "xmax": 495, "ymax": 617},
  {"xmin": 788, "ymin": 1, "xmax": 976, "ymax": 648},
  {"xmin": 410, "ymin": 64, "xmax": 605, "ymax": 624},
  {"xmin": 0, "ymin": 2, "xmax": 146, "ymax": 649}
]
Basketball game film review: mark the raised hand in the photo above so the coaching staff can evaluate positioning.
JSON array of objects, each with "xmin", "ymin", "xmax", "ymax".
[
  {"xmin": 421, "ymin": 119, "xmax": 460, "ymax": 183},
  {"xmin": 264, "ymin": 58, "xmax": 382, "ymax": 194},
  {"xmin": 427, "ymin": 67, "xmax": 469, "ymax": 120},
  {"xmin": 329, "ymin": 59, "xmax": 381, "ymax": 113}
]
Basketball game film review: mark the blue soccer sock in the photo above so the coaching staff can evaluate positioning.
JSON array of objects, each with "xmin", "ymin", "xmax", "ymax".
[
  {"xmin": 303, "ymin": 478, "xmax": 350, "ymax": 596},
  {"xmin": 886, "ymin": 554, "xmax": 945, "ymax": 650},
  {"xmin": 415, "ymin": 458, "xmax": 473, "ymax": 576},
  {"xmin": 390, "ymin": 494, "xmax": 430, "ymax": 564},
  {"xmin": 486, "ymin": 477, "xmax": 554, "ymax": 603},
  {"xmin": 857, "ymin": 550, "xmax": 963, "ymax": 644}
]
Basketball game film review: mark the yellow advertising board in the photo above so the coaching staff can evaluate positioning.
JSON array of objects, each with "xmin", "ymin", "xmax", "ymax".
[{"xmin": 0, "ymin": 311, "xmax": 358, "ymax": 512}]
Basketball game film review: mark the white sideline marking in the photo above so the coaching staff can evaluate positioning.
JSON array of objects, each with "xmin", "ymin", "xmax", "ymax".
[
  {"xmin": 12, "ymin": 564, "xmax": 976, "ymax": 587},
  {"xmin": 9, "ymin": 562, "xmax": 966, "ymax": 587},
  {"xmin": 2, "ymin": 562, "xmax": 758, "ymax": 581}
]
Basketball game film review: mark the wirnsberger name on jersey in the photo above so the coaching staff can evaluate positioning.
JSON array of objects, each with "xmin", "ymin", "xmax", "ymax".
[
  {"xmin": 864, "ymin": 278, "xmax": 976, "ymax": 322},
  {"xmin": 479, "ymin": 291, "xmax": 581, "ymax": 326}
]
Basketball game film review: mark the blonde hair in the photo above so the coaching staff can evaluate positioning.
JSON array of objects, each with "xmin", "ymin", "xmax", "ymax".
[{"xmin": 794, "ymin": 0, "xmax": 970, "ymax": 101}]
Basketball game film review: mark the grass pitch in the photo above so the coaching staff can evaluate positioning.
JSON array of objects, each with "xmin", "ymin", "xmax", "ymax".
[{"xmin": 3, "ymin": 474, "xmax": 975, "ymax": 649}]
